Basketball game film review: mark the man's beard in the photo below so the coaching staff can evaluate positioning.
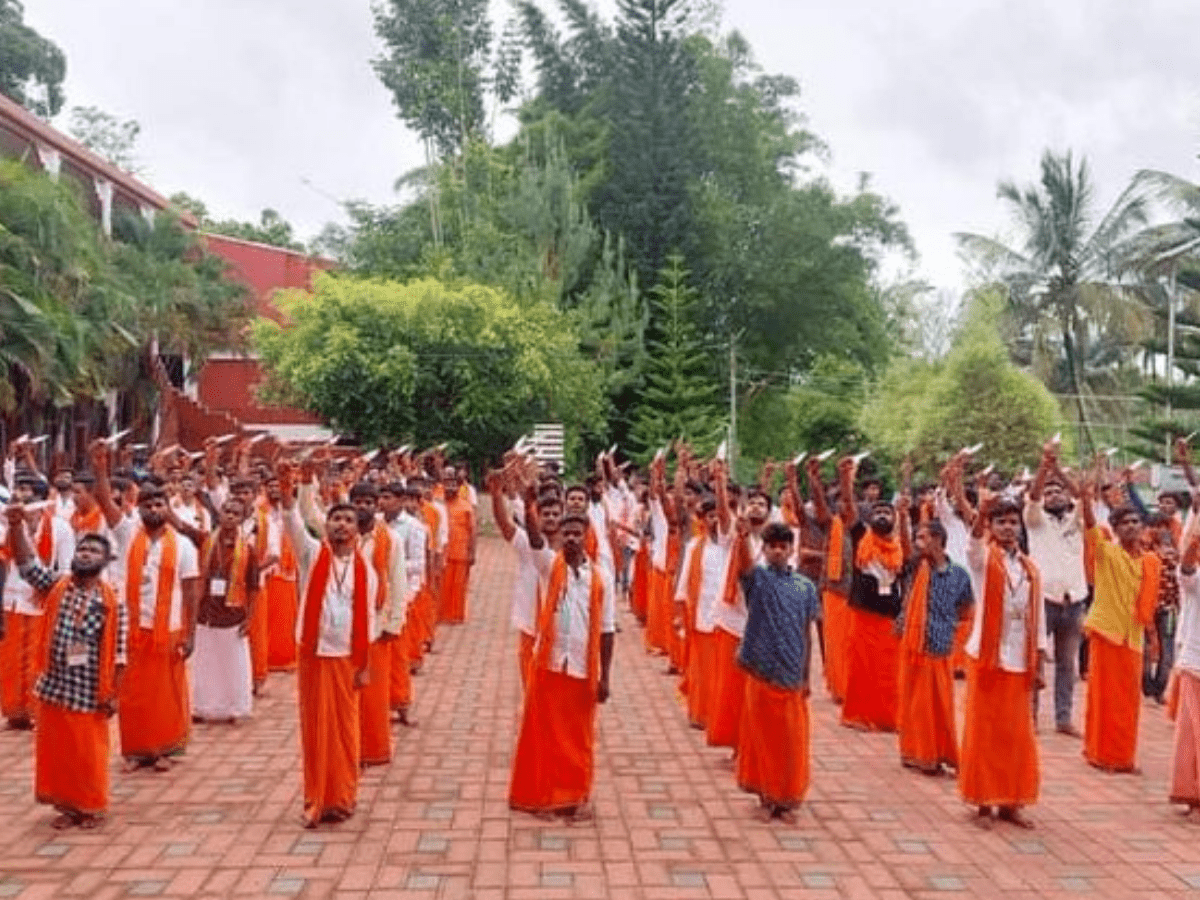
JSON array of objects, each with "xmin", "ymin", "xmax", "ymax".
[
  {"xmin": 870, "ymin": 519, "xmax": 893, "ymax": 535},
  {"xmin": 71, "ymin": 557, "xmax": 105, "ymax": 578},
  {"xmin": 140, "ymin": 512, "xmax": 165, "ymax": 529},
  {"xmin": 748, "ymin": 514, "xmax": 767, "ymax": 527}
]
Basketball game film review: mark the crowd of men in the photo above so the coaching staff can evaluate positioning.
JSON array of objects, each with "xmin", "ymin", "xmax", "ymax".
[
  {"xmin": 0, "ymin": 434, "xmax": 474, "ymax": 829},
  {"xmin": 490, "ymin": 437, "xmax": 1200, "ymax": 828},
  {"xmin": 2, "ymin": 429, "xmax": 1200, "ymax": 834}
]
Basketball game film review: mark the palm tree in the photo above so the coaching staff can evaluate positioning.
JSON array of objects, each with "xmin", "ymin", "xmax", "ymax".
[{"xmin": 955, "ymin": 149, "xmax": 1150, "ymax": 451}]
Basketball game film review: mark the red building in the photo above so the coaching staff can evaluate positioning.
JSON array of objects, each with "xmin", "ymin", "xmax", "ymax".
[{"xmin": 0, "ymin": 92, "xmax": 332, "ymax": 449}]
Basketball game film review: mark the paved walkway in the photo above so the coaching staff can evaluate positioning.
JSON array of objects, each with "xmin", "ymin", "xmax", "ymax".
[{"xmin": 1, "ymin": 534, "xmax": 1199, "ymax": 899}]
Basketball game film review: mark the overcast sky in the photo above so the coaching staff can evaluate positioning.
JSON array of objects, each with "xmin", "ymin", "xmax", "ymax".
[{"xmin": 24, "ymin": 0, "xmax": 1200, "ymax": 295}]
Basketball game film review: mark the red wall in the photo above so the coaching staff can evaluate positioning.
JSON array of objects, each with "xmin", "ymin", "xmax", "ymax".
[{"xmin": 196, "ymin": 235, "xmax": 331, "ymax": 426}]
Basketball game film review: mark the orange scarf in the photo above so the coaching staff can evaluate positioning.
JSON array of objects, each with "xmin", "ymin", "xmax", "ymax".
[
  {"xmin": 978, "ymin": 543, "xmax": 1042, "ymax": 683},
  {"xmin": 300, "ymin": 543, "xmax": 370, "ymax": 671},
  {"xmin": 255, "ymin": 507, "xmax": 298, "ymax": 579},
  {"xmin": 201, "ymin": 531, "xmax": 251, "ymax": 608},
  {"xmin": 534, "ymin": 554, "xmax": 605, "ymax": 690},
  {"xmin": 369, "ymin": 521, "xmax": 392, "ymax": 611},
  {"xmin": 35, "ymin": 511, "xmax": 54, "ymax": 564},
  {"xmin": 854, "ymin": 528, "xmax": 903, "ymax": 573},
  {"xmin": 826, "ymin": 516, "xmax": 845, "ymax": 582},
  {"xmin": 71, "ymin": 504, "xmax": 104, "ymax": 536},
  {"xmin": 901, "ymin": 560, "xmax": 932, "ymax": 655},
  {"xmin": 40, "ymin": 576, "xmax": 121, "ymax": 706},
  {"xmin": 125, "ymin": 527, "xmax": 178, "ymax": 652}
]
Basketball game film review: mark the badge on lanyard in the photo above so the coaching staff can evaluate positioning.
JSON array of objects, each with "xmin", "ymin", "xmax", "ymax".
[
  {"xmin": 67, "ymin": 641, "xmax": 89, "ymax": 667},
  {"xmin": 210, "ymin": 578, "xmax": 227, "ymax": 597}
]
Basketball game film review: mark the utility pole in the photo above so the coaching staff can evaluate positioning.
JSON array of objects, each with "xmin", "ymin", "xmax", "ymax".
[
  {"xmin": 1167, "ymin": 267, "xmax": 1177, "ymax": 464},
  {"xmin": 729, "ymin": 336, "xmax": 737, "ymax": 476}
]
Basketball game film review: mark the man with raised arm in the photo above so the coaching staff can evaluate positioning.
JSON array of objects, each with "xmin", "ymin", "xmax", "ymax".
[
  {"xmin": 489, "ymin": 461, "xmax": 558, "ymax": 690},
  {"xmin": 0, "ymin": 473, "xmax": 73, "ymax": 729},
  {"xmin": 1024, "ymin": 441, "xmax": 1087, "ymax": 736},
  {"xmin": 5, "ymin": 502, "xmax": 127, "ymax": 829},
  {"xmin": 1080, "ymin": 476, "xmax": 1160, "ymax": 773},
  {"xmin": 896, "ymin": 519, "xmax": 973, "ymax": 775},
  {"xmin": 960, "ymin": 491, "xmax": 1045, "ymax": 829},
  {"xmin": 91, "ymin": 440, "xmax": 201, "ymax": 773},
  {"xmin": 279, "ymin": 462, "xmax": 377, "ymax": 827},
  {"xmin": 509, "ymin": 514, "xmax": 615, "ymax": 822},
  {"xmin": 840, "ymin": 456, "xmax": 908, "ymax": 732},
  {"xmin": 734, "ymin": 519, "xmax": 822, "ymax": 823}
]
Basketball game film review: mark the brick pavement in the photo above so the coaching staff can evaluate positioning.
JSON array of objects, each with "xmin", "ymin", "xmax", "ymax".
[{"xmin": 1, "ymin": 533, "xmax": 1199, "ymax": 898}]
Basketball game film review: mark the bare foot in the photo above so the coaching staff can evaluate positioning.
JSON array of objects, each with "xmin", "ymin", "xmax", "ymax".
[
  {"xmin": 50, "ymin": 813, "xmax": 77, "ymax": 830},
  {"xmin": 971, "ymin": 806, "xmax": 994, "ymax": 830},
  {"xmin": 997, "ymin": 807, "xmax": 1035, "ymax": 829}
]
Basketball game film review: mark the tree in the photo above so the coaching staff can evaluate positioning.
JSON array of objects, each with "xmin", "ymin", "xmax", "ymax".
[
  {"xmin": 0, "ymin": 162, "xmax": 251, "ymax": 434},
  {"xmin": 860, "ymin": 290, "xmax": 1064, "ymax": 476},
  {"xmin": 167, "ymin": 194, "xmax": 305, "ymax": 251},
  {"xmin": 0, "ymin": 0, "xmax": 65, "ymax": 118},
  {"xmin": 627, "ymin": 255, "xmax": 722, "ymax": 458},
  {"xmin": 955, "ymin": 150, "xmax": 1151, "ymax": 451},
  {"xmin": 372, "ymin": 0, "xmax": 492, "ymax": 157},
  {"xmin": 253, "ymin": 273, "xmax": 605, "ymax": 465},
  {"xmin": 593, "ymin": 0, "xmax": 699, "ymax": 283},
  {"xmin": 68, "ymin": 106, "xmax": 141, "ymax": 172}
]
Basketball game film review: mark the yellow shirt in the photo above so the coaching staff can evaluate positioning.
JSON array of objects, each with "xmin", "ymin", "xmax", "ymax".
[{"xmin": 1083, "ymin": 526, "xmax": 1148, "ymax": 650}]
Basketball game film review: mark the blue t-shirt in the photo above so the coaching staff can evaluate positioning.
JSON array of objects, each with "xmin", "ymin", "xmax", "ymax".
[
  {"xmin": 896, "ymin": 560, "xmax": 973, "ymax": 656},
  {"xmin": 737, "ymin": 564, "xmax": 821, "ymax": 690}
]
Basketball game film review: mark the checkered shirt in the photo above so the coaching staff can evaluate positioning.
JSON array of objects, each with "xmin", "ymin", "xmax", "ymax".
[{"xmin": 19, "ymin": 561, "xmax": 128, "ymax": 713}]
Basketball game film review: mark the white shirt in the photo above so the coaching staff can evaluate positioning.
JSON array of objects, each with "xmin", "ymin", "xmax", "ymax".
[
  {"xmin": 548, "ymin": 559, "xmax": 616, "ymax": 679},
  {"xmin": 430, "ymin": 500, "xmax": 449, "ymax": 552},
  {"xmin": 1, "ymin": 516, "xmax": 74, "ymax": 615},
  {"xmin": 172, "ymin": 497, "xmax": 210, "ymax": 534},
  {"xmin": 50, "ymin": 492, "xmax": 75, "ymax": 524},
  {"xmin": 716, "ymin": 533, "xmax": 759, "ymax": 637},
  {"xmin": 965, "ymin": 535, "xmax": 1046, "ymax": 672},
  {"xmin": 132, "ymin": 528, "xmax": 200, "ymax": 632},
  {"xmin": 588, "ymin": 501, "xmax": 614, "ymax": 578},
  {"xmin": 1024, "ymin": 499, "xmax": 1087, "ymax": 603},
  {"xmin": 1177, "ymin": 570, "xmax": 1200, "ymax": 676},
  {"xmin": 934, "ymin": 489, "xmax": 969, "ymax": 567},
  {"xmin": 509, "ymin": 528, "xmax": 555, "ymax": 635},
  {"xmin": 676, "ymin": 532, "xmax": 731, "ymax": 634},
  {"xmin": 650, "ymin": 499, "xmax": 669, "ymax": 571},
  {"xmin": 286, "ymin": 506, "xmax": 378, "ymax": 658},
  {"xmin": 389, "ymin": 512, "xmax": 427, "ymax": 593},
  {"xmin": 360, "ymin": 522, "xmax": 409, "ymax": 638}
]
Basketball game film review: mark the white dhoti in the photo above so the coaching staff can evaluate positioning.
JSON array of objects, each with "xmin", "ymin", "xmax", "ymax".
[{"xmin": 191, "ymin": 623, "xmax": 253, "ymax": 719}]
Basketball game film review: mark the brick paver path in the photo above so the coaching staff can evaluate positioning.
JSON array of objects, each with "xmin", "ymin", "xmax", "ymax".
[{"xmin": 2, "ymin": 533, "xmax": 1200, "ymax": 898}]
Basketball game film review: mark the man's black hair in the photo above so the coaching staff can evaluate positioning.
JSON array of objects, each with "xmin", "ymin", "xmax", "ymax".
[{"xmin": 762, "ymin": 522, "xmax": 794, "ymax": 545}]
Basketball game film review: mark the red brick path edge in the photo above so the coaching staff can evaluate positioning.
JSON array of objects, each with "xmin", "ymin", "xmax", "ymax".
[{"xmin": 1, "ymin": 534, "xmax": 1199, "ymax": 898}]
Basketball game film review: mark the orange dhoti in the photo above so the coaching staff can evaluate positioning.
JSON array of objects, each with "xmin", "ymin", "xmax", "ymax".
[
  {"xmin": 736, "ymin": 673, "xmax": 809, "ymax": 809},
  {"xmin": 439, "ymin": 560, "xmax": 470, "ymax": 624},
  {"xmin": 1083, "ymin": 634, "xmax": 1141, "ymax": 772},
  {"xmin": 645, "ymin": 568, "xmax": 670, "ymax": 654},
  {"xmin": 517, "ymin": 631, "xmax": 535, "ymax": 691},
  {"xmin": 1170, "ymin": 670, "xmax": 1200, "ymax": 807},
  {"xmin": 119, "ymin": 631, "xmax": 190, "ymax": 760},
  {"xmin": 630, "ymin": 544, "xmax": 650, "ymax": 623},
  {"xmin": 359, "ymin": 640, "xmax": 392, "ymax": 767},
  {"xmin": 298, "ymin": 654, "xmax": 360, "ymax": 826},
  {"xmin": 0, "ymin": 609, "xmax": 45, "ymax": 723},
  {"xmin": 266, "ymin": 574, "xmax": 299, "ymax": 671},
  {"xmin": 841, "ymin": 607, "xmax": 900, "ymax": 732},
  {"xmin": 707, "ymin": 628, "xmax": 746, "ymax": 749},
  {"xmin": 35, "ymin": 701, "xmax": 109, "ymax": 816},
  {"xmin": 509, "ymin": 669, "xmax": 597, "ymax": 814},
  {"xmin": 959, "ymin": 662, "xmax": 1039, "ymax": 808},
  {"xmin": 821, "ymin": 589, "xmax": 850, "ymax": 703},
  {"xmin": 685, "ymin": 630, "xmax": 719, "ymax": 728},
  {"xmin": 897, "ymin": 649, "xmax": 958, "ymax": 772},
  {"xmin": 390, "ymin": 624, "xmax": 415, "ymax": 711},
  {"xmin": 248, "ymin": 590, "xmax": 270, "ymax": 686}
]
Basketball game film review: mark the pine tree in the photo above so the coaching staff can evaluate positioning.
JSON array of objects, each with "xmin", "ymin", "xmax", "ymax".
[
  {"xmin": 595, "ymin": 0, "xmax": 699, "ymax": 283},
  {"xmin": 628, "ymin": 254, "xmax": 722, "ymax": 459}
]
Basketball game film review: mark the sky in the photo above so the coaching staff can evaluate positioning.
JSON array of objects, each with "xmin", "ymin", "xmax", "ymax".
[{"xmin": 23, "ymin": 0, "xmax": 1200, "ymax": 295}]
